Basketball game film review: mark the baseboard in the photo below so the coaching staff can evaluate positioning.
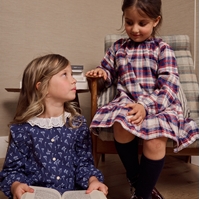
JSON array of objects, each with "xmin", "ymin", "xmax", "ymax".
[
  {"xmin": 0, "ymin": 136, "xmax": 8, "ymax": 158},
  {"xmin": 191, "ymin": 156, "xmax": 199, "ymax": 166}
]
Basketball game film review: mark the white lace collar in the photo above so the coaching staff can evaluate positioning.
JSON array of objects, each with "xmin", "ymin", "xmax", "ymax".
[{"xmin": 27, "ymin": 112, "xmax": 71, "ymax": 129}]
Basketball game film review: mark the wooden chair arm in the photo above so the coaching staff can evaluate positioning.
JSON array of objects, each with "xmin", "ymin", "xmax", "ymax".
[
  {"xmin": 87, "ymin": 76, "xmax": 99, "ymax": 118},
  {"xmin": 87, "ymin": 76, "xmax": 106, "ymax": 118},
  {"xmin": 87, "ymin": 76, "xmax": 105, "ymax": 166}
]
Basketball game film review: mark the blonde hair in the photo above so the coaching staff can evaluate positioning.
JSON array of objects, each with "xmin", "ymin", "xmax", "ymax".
[{"xmin": 11, "ymin": 54, "xmax": 81, "ymax": 127}]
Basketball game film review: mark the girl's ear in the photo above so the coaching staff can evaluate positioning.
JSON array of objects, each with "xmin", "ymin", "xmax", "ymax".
[
  {"xmin": 36, "ymin": 82, "xmax": 41, "ymax": 90},
  {"xmin": 153, "ymin": 16, "xmax": 161, "ymax": 27}
]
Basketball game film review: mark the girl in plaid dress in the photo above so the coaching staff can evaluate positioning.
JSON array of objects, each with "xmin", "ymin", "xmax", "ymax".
[{"xmin": 86, "ymin": 0, "xmax": 199, "ymax": 199}]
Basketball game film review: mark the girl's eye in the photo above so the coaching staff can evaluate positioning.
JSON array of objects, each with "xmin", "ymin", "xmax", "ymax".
[
  {"xmin": 125, "ymin": 21, "xmax": 132, "ymax": 26},
  {"xmin": 63, "ymin": 72, "xmax": 67, "ymax": 76},
  {"xmin": 139, "ymin": 21, "xmax": 148, "ymax": 26}
]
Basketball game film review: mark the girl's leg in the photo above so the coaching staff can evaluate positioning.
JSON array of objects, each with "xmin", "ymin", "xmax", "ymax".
[
  {"xmin": 135, "ymin": 137, "xmax": 167, "ymax": 199},
  {"xmin": 113, "ymin": 122, "xmax": 140, "ymax": 188}
]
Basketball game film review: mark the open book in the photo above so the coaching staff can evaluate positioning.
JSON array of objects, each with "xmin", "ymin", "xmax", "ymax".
[{"xmin": 21, "ymin": 186, "xmax": 107, "ymax": 199}]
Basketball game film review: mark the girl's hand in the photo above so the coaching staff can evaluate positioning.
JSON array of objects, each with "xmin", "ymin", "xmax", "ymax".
[
  {"xmin": 125, "ymin": 103, "xmax": 146, "ymax": 125},
  {"xmin": 86, "ymin": 176, "xmax": 108, "ymax": 196},
  {"xmin": 86, "ymin": 68, "xmax": 107, "ymax": 80},
  {"xmin": 11, "ymin": 181, "xmax": 34, "ymax": 199}
]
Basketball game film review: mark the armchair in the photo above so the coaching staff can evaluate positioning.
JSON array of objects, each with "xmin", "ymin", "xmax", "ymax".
[{"xmin": 87, "ymin": 34, "xmax": 199, "ymax": 167}]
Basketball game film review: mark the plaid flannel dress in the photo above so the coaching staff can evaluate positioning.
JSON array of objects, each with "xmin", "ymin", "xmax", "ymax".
[{"xmin": 90, "ymin": 38, "xmax": 199, "ymax": 152}]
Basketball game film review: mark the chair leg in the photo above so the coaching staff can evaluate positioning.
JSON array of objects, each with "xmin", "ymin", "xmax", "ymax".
[
  {"xmin": 186, "ymin": 156, "xmax": 191, "ymax": 163},
  {"xmin": 94, "ymin": 153, "xmax": 101, "ymax": 167},
  {"xmin": 101, "ymin": 154, "xmax": 105, "ymax": 162}
]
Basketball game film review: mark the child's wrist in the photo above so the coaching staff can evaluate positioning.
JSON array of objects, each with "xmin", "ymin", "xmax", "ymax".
[
  {"xmin": 11, "ymin": 181, "xmax": 21, "ymax": 194},
  {"xmin": 88, "ymin": 176, "xmax": 98, "ymax": 184}
]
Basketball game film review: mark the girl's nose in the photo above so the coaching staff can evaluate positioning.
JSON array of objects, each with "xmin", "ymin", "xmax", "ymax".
[
  {"xmin": 131, "ymin": 25, "xmax": 139, "ymax": 33},
  {"xmin": 72, "ymin": 76, "xmax": 77, "ymax": 84}
]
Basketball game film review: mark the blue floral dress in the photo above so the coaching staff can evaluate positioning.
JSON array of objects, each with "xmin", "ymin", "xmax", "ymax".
[
  {"xmin": 0, "ymin": 112, "xmax": 103, "ymax": 198},
  {"xmin": 90, "ymin": 38, "xmax": 199, "ymax": 152}
]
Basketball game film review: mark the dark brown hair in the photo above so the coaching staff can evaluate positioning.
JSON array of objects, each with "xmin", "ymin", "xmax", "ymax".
[{"xmin": 121, "ymin": 0, "xmax": 162, "ymax": 37}]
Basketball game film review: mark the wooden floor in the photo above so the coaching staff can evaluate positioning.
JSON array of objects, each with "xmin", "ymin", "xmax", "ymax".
[{"xmin": 0, "ymin": 155, "xmax": 199, "ymax": 199}]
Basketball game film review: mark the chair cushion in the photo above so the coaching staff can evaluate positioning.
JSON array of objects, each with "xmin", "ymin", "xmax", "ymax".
[
  {"xmin": 176, "ymin": 83, "xmax": 190, "ymax": 118},
  {"xmin": 174, "ymin": 49, "xmax": 199, "ymax": 123},
  {"xmin": 160, "ymin": 35, "xmax": 190, "ymax": 51}
]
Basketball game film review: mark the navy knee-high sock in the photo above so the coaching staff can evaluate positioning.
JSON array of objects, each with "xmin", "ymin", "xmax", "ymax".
[
  {"xmin": 135, "ymin": 154, "xmax": 165, "ymax": 199},
  {"xmin": 114, "ymin": 138, "xmax": 139, "ymax": 187}
]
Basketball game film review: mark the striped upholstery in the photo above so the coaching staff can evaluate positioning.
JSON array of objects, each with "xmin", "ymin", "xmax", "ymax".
[{"xmin": 97, "ymin": 35, "xmax": 199, "ymax": 146}]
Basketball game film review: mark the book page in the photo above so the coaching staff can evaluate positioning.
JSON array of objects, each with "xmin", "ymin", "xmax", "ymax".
[
  {"xmin": 89, "ymin": 190, "xmax": 107, "ymax": 199},
  {"xmin": 62, "ymin": 190, "xmax": 107, "ymax": 199},
  {"xmin": 21, "ymin": 186, "xmax": 61, "ymax": 199},
  {"xmin": 20, "ymin": 186, "xmax": 107, "ymax": 199}
]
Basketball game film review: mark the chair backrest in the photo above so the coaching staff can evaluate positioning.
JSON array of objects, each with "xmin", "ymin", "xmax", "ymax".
[{"xmin": 98, "ymin": 34, "xmax": 199, "ymax": 123}]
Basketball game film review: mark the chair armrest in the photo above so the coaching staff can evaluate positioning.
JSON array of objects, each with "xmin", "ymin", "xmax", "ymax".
[
  {"xmin": 87, "ymin": 76, "xmax": 104, "ymax": 119},
  {"xmin": 87, "ymin": 77, "xmax": 98, "ymax": 118}
]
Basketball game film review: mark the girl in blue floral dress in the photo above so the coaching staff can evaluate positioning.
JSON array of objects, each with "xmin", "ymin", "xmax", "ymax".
[
  {"xmin": 86, "ymin": 0, "xmax": 198, "ymax": 199},
  {"xmin": 0, "ymin": 54, "xmax": 108, "ymax": 199}
]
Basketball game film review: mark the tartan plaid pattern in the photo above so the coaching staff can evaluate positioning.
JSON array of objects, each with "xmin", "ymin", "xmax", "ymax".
[
  {"xmin": 95, "ymin": 35, "xmax": 198, "ymax": 149},
  {"xmin": 99, "ymin": 34, "xmax": 197, "ymax": 121}
]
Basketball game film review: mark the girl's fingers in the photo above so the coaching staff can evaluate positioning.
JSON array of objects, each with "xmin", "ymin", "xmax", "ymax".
[
  {"xmin": 133, "ymin": 116, "xmax": 143, "ymax": 125},
  {"xmin": 128, "ymin": 115, "xmax": 143, "ymax": 125},
  {"xmin": 98, "ymin": 186, "xmax": 108, "ymax": 196},
  {"xmin": 86, "ymin": 69, "xmax": 106, "ymax": 78}
]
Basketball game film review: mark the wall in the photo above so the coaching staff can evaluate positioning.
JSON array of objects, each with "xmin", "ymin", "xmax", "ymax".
[{"xmin": 0, "ymin": 0, "xmax": 198, "ymax": 157}]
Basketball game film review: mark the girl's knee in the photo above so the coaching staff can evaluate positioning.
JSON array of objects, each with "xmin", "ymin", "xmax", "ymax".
[
  {"xmin": 113, "ymin": 122, "xmax": 135, "ymax": 143},
  {"xmin": 144, "ymin": 137, "xmax": 167, "ymax": 151},
  {"xmin": 143, "ymin": 137, "xmax": 167, "ymax": 158}
]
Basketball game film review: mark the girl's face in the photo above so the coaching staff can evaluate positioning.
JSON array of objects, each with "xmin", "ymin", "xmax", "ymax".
[
  {"xmin": 124, "ymin": 7, "xmax": 160, "ymax": 42},
  {"xmin": 46, "ymin": 64, "xmax": 77, "ymax": 104}
]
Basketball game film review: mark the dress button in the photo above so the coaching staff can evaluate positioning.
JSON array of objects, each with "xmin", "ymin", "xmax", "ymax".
[
  {"xmin": 51, "ymin": 138, "xmax": 55, "ymax": 142},
  {"xmin": 56, "ymin": 176, "xmax": 60, "ymax": 180},
  {"xmin": 52, "ymin": 157, "xmax": 56, "ymax": 161}
]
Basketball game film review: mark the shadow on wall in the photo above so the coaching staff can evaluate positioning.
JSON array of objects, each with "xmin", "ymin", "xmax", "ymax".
[
  {"xmin": 3, "ymin": 100, "xmax": 18, "ymax": 123},
  {"xmin": 0, "ymin": 100, "xmax": 18, "ymax": 158}
]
